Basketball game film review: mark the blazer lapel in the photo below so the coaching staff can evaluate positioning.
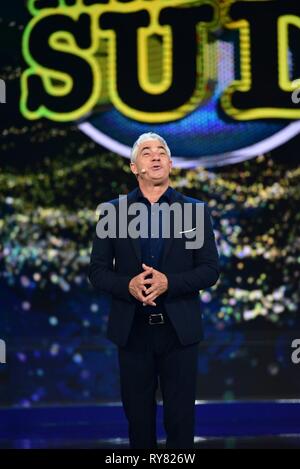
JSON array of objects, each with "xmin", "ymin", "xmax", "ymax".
[
  {"xmin": 128, "ymin": 223, "xmax": 142, "ymax": 264},
  {"xmin": 160, "ymin": 189, "xmax": 183, "ymax": 267},
  {"xmin": 126, "ymin": 188, "xmax": 142, "ymax": 264},
  {"xmin": 160, "ymin": 235, "xmax": 173, "ymax": 268}
]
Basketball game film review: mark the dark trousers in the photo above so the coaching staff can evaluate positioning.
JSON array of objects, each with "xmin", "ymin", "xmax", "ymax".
[{"xmin": 117, "ymin": 311, "xmax": 199, "ymax": 449}]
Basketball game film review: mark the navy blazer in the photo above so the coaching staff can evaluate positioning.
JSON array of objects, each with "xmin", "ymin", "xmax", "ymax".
[{"xmin": 88, "ymin": 187, "xmax": 220, "ymax": 346}]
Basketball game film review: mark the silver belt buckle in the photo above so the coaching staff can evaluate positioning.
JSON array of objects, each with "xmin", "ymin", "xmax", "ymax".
[{"xmin": 149, "ymin": 313, "xmax": 165, "ymax": 325}]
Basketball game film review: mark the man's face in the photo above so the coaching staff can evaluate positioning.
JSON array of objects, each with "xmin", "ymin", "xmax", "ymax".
[{"xmin": 130, "ymin": 139, "xmax": 172, "ymax": 183}]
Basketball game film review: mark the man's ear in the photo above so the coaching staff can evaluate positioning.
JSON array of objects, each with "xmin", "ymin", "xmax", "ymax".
[
  {"xmin": 130, "ymin": 163, "xmax": 137, "ymax": 174},
  {"xmin": 130, "ymin": 162, "xmax": 138, "ymax": 175}
]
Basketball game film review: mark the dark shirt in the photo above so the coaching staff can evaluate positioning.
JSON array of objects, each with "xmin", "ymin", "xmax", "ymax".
[{"xmin": 134, "ymin": 186, "xmax": 174, "ymax": 315}]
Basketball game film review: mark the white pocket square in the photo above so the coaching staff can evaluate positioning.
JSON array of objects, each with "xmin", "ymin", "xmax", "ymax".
[{"xmin": 179, "ymin": 227, "xmax": 196, "ymax": 234}]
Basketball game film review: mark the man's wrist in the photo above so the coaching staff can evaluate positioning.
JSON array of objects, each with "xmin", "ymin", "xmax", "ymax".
[{"xmin": 164, "ymin": 273, "xmax": 168, "ymax": 290}]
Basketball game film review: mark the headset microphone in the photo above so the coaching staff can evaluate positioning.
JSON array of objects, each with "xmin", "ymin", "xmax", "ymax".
[{"xmin": 136, "ymin": 168, "xmax": 146, "ymax": 175}]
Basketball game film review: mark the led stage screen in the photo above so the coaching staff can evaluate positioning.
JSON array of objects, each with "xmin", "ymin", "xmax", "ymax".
[{"xmin": 0, "ymin": 0, "xmax": 299, "ymax": 406}]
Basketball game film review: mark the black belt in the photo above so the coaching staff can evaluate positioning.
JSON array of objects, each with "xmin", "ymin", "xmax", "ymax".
[
  {"xmin": 135, "ymin": 310, "xmax": 166, "ymax": 325},
  {"xmin": 148, "ymin": 312, "xmax": 165, "ymax": 325},
  {"xmin": 135, "ymin": 301, "xmax": 167, "ymax": 325}
]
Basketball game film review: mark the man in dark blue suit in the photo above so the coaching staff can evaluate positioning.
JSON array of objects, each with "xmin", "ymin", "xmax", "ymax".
[{"xmin": 88, "ymin": 132, "xmax": 220, "ymax": 449}]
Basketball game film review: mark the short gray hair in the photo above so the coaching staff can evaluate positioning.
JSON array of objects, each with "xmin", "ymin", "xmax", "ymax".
[{"xmin": 130, "ymin": 132, "xmax": 171, "ymax": 163}]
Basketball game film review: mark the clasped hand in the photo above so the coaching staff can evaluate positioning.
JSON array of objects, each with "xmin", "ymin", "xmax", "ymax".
[{"xmin": 129, "ymin": 263, "xmax": 168, "ymax": 306}]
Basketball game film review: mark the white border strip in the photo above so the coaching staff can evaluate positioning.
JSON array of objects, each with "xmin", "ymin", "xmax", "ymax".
[{"xmin": 79, "ymin": 121, "xmax": 300, "ymax": 168}]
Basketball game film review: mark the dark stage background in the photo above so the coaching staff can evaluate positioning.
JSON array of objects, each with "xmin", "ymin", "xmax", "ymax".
[{"xmin": 0, "ymin": 0, "xmax": 300, "ymax": 411}]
